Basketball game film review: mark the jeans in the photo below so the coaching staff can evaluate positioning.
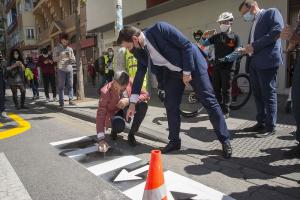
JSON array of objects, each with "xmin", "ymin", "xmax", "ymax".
[
  {"xmin": 10, "ymin": 85, "xmax": 26, "ymax": 108},
  {"xmin": 111, "ymin": 102, "xmax": 148, "ymax": 135},
  {"xmin": 250, "ymin": 64, "xmax": 278, "ymax": 131},
  {"xmin": 212, "ymin": 65, "xmax": 233, "ymax": 114},
  {"xmin": 43, "ymin": 74, "xmax": 56, "ymax": 99},
  {"xmin": 292, "ymin": 55, "xmax": 300, "ymax": 142},
  {"xmin": 0, "ymin": 71, "xmax": 5, "ymax": 112},
  {"xmin": 30, "ymin": 79, "xmax": 39, "ymax": 97},
  {"xmin": 57, "ymin": 70, "xmax": 73, "ymax": 105}
]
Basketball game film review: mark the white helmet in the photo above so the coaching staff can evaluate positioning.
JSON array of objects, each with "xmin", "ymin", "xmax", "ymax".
[{"xmin": 217, "ymin": 12, "xmax": 234, "ymax": 23}]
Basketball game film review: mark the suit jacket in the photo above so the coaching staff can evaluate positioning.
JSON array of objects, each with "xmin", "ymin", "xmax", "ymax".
[
  {"xmin": 131, "ymin": 22, "xmax": 207, "ymax": 96},
  {"xmin": 96, "ymin": 81, "xmax": 149, "ymax": 133},
  {"xmin": 246, "ymin": 8, "xmax": 284, "ymax": 71}
]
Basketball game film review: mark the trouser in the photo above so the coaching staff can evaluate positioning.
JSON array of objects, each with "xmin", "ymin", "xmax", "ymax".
[
  {"xmin": 163, "ymin": 69, "xmax": 230, "ymax": 145},
  {"xmin": 111, "ymin": 102, "xmax": 148, "ymax": 135},
  {"xmin": 30, "ymin": 79, "xmax": 39, "ymax": 97},
  {"xmin": 292, "ymin": 55, "xmax": 300, "ymax": 142},
  {"xmin": 0, "ymin": 72, "xmax": 5, "ymax": 112},
  {"xmin": 249, "ymin": 64, "xmax": 277, "ymax": 131},
  {"xmin": 43, "ymin": 73, "xmax": 56, "ymax": 99},
  {"xmin": 58, "ymin": 70, "xmax": 73, "ymax": 105},
  {"xmin": 10, "ymin": 85, "xmax": 26, "ymax": 107},
  {"xmin": 98, "ymin": 74, "xmax": 106, "ymax": 89},
  {"xmin": 73, "ymin": 73, "xmax": 77, "ymax": 96},
  {"xmin": 212, "ymin": 65, "xmax": 233, "ymax": 114}
]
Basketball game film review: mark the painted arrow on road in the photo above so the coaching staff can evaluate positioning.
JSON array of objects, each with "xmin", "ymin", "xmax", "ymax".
[
  {"xmin": 114, "ymin": 165, "xmax": 149, "ymax": 182},
  {"xmin": 170, "ymin": 191, "xmax": 198, "ymax": 200}
]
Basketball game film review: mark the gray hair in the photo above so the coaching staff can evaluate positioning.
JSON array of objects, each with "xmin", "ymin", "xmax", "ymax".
[{"xmin": 114, "ymin": 71, "xmax": 130, "ymax": 86}]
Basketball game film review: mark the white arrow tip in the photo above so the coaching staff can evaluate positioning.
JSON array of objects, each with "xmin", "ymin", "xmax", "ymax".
[{"xmin": 114, "ymin": 169, "xmax": 142, "ymax": 182}]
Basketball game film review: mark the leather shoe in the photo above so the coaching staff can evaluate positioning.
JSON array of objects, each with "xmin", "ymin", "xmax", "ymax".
[
  {"xmin": 161, "ymin": 142, "xmax": 181, "ymax": 154},
  {"xmin": 242, "ymin": 123, "xmax": 265, "ymax": 132},
  {"xmin": 128, "ymin": 134, "xmax": 137, "ymax": 147},
  {"xmin": 222, "ymin": 141, "xmax": 232, "ymax": 159},
  {"xmin": 255, "ymin": 129, "xmax": 276, "ymax": 138}
]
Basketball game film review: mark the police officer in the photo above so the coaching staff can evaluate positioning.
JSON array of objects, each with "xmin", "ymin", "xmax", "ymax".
[
  {"xmin": 202, "ymin": 12, "xmax": 241, "ymax": 118},
  {"xmin": 0, "ymin": 51, "xmax": 8, "ymax": 119}
]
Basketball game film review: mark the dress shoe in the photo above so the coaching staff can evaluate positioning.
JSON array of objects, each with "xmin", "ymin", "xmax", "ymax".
[
  {"xmin": 222, "ymin": 141, "xmax": 232, "ymax": 159},
  {"xmin": 255, "ymin": 128, "xmax": 276, "ymax": 138},
  {"xmin": 128, "ymin": 134, "xmax": 137, "ymax": 147},
  {"xmin": 242, "ymin": 123, "xmax": 265, "ymax": 132},
  {"xmin": 161, "ymin": 142, "xmax": 181, "ymax": 154}
]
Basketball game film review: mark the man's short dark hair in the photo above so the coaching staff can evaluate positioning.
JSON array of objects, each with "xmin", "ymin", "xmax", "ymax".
[
  {"xmin": 117, "ymin": 25, "xmax": 141, "ymax": 45},
  {"xmin": 114, "ymin": 71, "xmax": 130, "ymax": 86},
  {"xmin": 239, "ymin": 0, "xmax": 255, "ymax": 11},
  {"xmin": 60, "ymin": 33, "xmax": 69, "ymax": 41}
]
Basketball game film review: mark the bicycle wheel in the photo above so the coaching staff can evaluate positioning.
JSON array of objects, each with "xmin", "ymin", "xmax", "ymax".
[
  {"xmin": 230, "ymin": 73, "xmax": 252, "ymax": 110},
  {"xmin": 180, "ymin": 90, "xmax": 204, "ymax": 118}
]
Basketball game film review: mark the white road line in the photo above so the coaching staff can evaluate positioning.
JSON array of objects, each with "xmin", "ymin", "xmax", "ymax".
[
  {"xmin": 0, "ymin": 152, "xmax": 32, "ymax": 200},
  {"xmin": 87, "ymin": 156, "xmax": 141, "ymax": 176},
  {"xmin": 50, "ymin": 136, "xmax": 89, "ymax": 146},
  {"xmin": 65, "ymin": 145, "xmax": 98, "ymax": 158}
]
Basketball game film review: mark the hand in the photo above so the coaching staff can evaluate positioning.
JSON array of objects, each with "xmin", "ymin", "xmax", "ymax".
[
  {"xmin": 117, "ymin": 98, "xmax": 129, "ymax": 109},
  {"xmin": 98, "ymin": 140, "xmax": 110, "ymax": 153},
  {"xmin": 183, "ymin": 74, "xmax": 192, "ymax": 86},
  {"xmin": 237, "ymin": 47, "xmax": 247, "ymax": 55},
  {"xmin": 281, "ymin": 25, "xmax": 294, "ymax": 41},
  {"xmin": 245, "ymin": 44, "xmax": 254, "ymax": 54},
  {"xmin": 126, "ymin": 103, "xmax": 136, "ymax": 121},
  {"xmin": 44, "ymin": 60, "xmax": 48, "ymax": 64}
]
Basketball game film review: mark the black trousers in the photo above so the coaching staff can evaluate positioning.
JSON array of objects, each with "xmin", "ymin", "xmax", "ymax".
[
  {"xmin": 43, "ymin": 74, "xmax": 56, "ymax": 98},
  {"xmin": 10, "ymin": 85, "xmax": 26, "ymax": 107},
  {"xmin": 0, "ymin": 72, "xmax": 5, "ymax": 112},
  {"xmin": 212, "ymin": 65, "xmax": 233, "ymax": 114},
  {"xmin": 73, "ymin": 73, "xmax": 77, "ymax": 96},
  {"xmin": 111, "ymin": 102, "xmax": 148, "ymax": 135}
]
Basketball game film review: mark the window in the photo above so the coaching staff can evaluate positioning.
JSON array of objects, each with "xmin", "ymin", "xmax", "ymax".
[
  {"xmin": 24, "ymin": 0, "xmax": 33, "ymax": 11},
  {"xmin": 26, "ymin": 27, "xmax": 35, "ymax": 39}
]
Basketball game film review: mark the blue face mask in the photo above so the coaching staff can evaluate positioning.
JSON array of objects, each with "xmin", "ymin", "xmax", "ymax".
[{"xmin": 243, "ymin": 11, "xmax": 255, "ymax": 22}]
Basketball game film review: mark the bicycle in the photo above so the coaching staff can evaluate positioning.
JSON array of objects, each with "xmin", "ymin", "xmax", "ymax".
[{"xmin": 179, "ymin": 58, "xmax": 252, "ymax": 118}]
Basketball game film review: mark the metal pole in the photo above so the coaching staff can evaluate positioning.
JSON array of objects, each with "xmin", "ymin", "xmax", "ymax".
[{"xmin": 114, "ymin": 0, "xmax": 123, "ymax": 37}]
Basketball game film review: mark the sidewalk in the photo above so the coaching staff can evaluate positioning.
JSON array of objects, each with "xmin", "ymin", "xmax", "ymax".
[{"xmin": 29, "ymin": 86, "xmax": 299, "ymax": 184}]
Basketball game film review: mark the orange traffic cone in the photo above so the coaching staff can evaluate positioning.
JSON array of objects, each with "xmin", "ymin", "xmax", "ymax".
[{"xmin": 142, "ymin": 150, "xmax": 167, "ymax": 200}]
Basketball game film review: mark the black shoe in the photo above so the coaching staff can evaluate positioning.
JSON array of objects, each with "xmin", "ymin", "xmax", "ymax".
[
  {"xmin": 255, "ymin": 128, "xmax": 276, "ymax": 138},
  {"xmin": 242, "ymin": 123, "xmax": 265, "ymax": 132},
  {"xmin": 128, "ymin": 134, "xmax": 137, "ymax": 147},
  {"xmin": 111, "ymin": 131, "xmax": 118, "ymax": 140},
  {"xmin": 20, "ymin": 105, "xmax": 29, "ymax": 109},
  {"xmin": 222, "ymin": 141, "xmax": 232, "ymax": 159},
  {"xmin": 283, "ymin": 143, "xmax": 300, "ymax": 158},
  {"xmin": 161, "ymin": 142, "xmax": 181, "ymax": 154}
]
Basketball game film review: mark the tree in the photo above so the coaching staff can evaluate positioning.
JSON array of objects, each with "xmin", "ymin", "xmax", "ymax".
[{"xmin": 74, "ymin": 0, "xmax": 85, "ymax": 100}]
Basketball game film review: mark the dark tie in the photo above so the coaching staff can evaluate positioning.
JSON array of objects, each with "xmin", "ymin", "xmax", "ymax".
[{"xmin": 144, "ymin": 46, "xmax": 152, "ymax": 96}]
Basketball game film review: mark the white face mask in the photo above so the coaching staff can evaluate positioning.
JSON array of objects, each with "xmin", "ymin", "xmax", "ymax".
[
  {"xmin": 43, "ymin": 54, "xmax": 48, "ymax": 58},
  {"xmin": 220, "ymin": 24, "xmax": 231, "ymax": 32},
  {"xmin": 14, "ymin": 53, "xmax": 19, "ymax": 59}
]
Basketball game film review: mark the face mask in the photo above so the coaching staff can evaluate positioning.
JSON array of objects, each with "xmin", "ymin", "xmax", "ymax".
[
  {"xmin": 220, "ymin": 24, "xmax": 231, "ymax": 32},
  {"xmin": 243, "ymin": 11, "xmax": 255, "ymax": 22},
  {"xmin": 108, "ymin": 52, "xmax": 114, "ymax": 57},
  {"xmin": 14, "ymin": 54, "xmax": 19, "ymax": 59},
  {"xmin": 43, "ymin": 54, "xmax": 48, "ymax": 58}
]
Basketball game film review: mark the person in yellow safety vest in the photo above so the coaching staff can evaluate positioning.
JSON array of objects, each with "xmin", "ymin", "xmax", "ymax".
[
  {"xmin": 124, "ymin": 49, "xmax": 148, "ymax": 91},
  {"xmin": 103, "ymin": 48, "xmax": 116, "ymax": 83}
]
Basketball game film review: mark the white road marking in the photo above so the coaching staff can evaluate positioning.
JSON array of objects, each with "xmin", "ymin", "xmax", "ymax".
[
  {"xmin": 50, "ymin": 136, "xmax": 89, "ymax": 146},
  {"xmin": 114, "ymin": 165, "xmax": 149, "ymax": 182},
  {"xmin": 87, "ymin": 156, "xmax": 141, "ymax": 176},
  {"xmin": 123, "ymin": 170, "xmax": 235, "ymax": 200},
  {"xmin": 0, "ymin": 153, "xmax": 32, "ymax": 200},
  {"xmin": 65, "ymin": 145, "xmax": 98, "ymax": 158}
]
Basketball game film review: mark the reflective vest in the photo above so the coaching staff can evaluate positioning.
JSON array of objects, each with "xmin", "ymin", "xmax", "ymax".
[
  {"xmin": 103, "ymin": 55, "xmax": 116, "ymax": 74},
  {"xmin": 124, "ymin": 50, "xmax": 148, "ymax": 90}
]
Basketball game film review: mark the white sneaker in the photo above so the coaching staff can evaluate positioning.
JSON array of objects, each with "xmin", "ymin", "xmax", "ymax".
[
  {"xmin": 0, "ymin": 112, "xmax": 9, "ymax": 119},
  {"xmin": 45, "ymin": 98, "xmax": 50, "ymax": 103},
  {"xmin": 53, "ymin": 97, "xmax": 58, "ymax": 102}
]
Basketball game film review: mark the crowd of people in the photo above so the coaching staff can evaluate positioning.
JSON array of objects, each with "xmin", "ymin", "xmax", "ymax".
[{"xmin": 0, "ymin": 0, "xmax": 299, "ymax": 159}]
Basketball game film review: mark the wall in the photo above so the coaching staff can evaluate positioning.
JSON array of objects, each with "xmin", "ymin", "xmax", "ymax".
[
  {"xmin": 101, "ymin": 0, "xmax": 289, "ymax": 93},
  {"xmin": 86, "ymin": 0, "xmax": 146, "ymax": 31}
]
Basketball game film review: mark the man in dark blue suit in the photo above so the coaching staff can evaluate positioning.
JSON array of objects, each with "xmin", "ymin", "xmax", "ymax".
[
  {"xmin": 117, "ymin": 22, "xmax": 232, "ymax": 158},
  {"xmin": 239, "ymin": 0, "xmax": 284, "ymax": 137}
]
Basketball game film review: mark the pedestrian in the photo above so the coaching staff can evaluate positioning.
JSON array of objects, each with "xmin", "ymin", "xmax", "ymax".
[
  {"xmin": 96, "ymin": 71, "xmax": 149, "ymax": 152},
  {"xmin": 38, "ymin": 48, "xmax": 57, "ymax": 102},
  {"xmin": 201, "ymin": 12, "xmax": 241, "ymax": 118},
  {"xmin": 6, "ymin": 49, "xmax": 28, "ymax": 110},
  {"xmin": 103, "ymin": 48, "xmax": 115, "ymax": 83},
  {"xmin": 53, "ymin": 33, "xmax": 76, "ymax": 107},
  {"xmin": 238, "ymin": 0, "xmax": 284, "ymax": 137},
  {"xmin": 25, "ymin": 56, "xmax": 39, "ymax": 100},
  {"xmin": 0, "ymin": 51, "xmax": 8, "ymax": 119},
  {"xmin": 117, "ymin": 22, "xmax": 232, "ymax": 158},
  {"xmin": 281, "ymin": 9, "xmax": 300, "ymax": 157}
]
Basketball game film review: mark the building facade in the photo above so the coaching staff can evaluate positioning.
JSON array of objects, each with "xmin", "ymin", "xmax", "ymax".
[
  {"xmin": 0, "ymin": 0, "xmax": 6, "ymax": 54},
  {"xmin": 86, "ymin": 0, "xmax": 295, "ymax": 94}
]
